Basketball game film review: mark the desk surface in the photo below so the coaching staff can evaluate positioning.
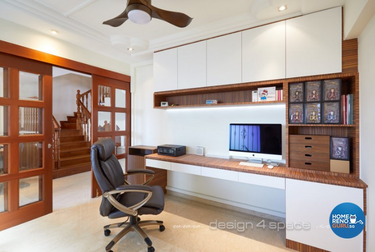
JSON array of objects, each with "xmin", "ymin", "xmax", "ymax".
[{"xmin": 146, "ymin": 153, "xmax": 367, "ymax": 189}]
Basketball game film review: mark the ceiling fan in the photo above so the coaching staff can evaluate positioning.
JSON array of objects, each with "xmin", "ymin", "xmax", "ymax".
[{"xmin": 103, "ymin": 0, "xmax": 193, "ymax": 28}]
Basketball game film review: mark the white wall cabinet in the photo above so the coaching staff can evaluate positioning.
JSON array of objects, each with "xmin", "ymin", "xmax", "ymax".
[
  {"xmin": 153, "ymin": 48, "xmax": 178, "ymax": 92},
  {"xmin": 207, "ymin": 32, "xmax": 242, "ymax": 86},
  {"xmin": 286, "ymin": 179, "xmax": 363, "ymax": 252},
  {"xmin": 242, "ymin": 21, "xmax": 286, "ymax": 82},
  {"xmin": 286, "ymin": 7, "xmax": 342, "ymax": 78},
  {"xmin": 178, "ymin": 41, "xmax": 207, "ymax": 90}
]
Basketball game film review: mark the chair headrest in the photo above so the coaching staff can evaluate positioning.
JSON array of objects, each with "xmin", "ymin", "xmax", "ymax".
[{"xmin": 92, "ymin": 138, "xmax": 115, "ymax": 161}]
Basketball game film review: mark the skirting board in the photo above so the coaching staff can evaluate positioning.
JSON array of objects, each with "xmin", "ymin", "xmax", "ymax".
[{"xmin": 166, "ymin": 186, "xmax": 286, "ymax": 221}]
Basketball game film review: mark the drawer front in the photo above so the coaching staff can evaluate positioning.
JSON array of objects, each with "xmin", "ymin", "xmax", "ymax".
[
  {"xmin": 289, "ymin": 135, "xmax": 330, "ymax": 145},
  {"xmin": 238, "ymin": 172, "xmax": 285, "ymax": 189},
  {"xmin": 289, "ymin": 142, "xmax": 330, "ymax": 155},
  {"xmin": 289, "ymin": 151, "xmax": 330, "ymax": 162},
  {"xmin": 289, "ymin": 160, "xmax": 330, "ymax": 171},
  {"xmin": 145, "ymin": 159, "xmax": 171, "ymax": 170},
  {"xmin": 170, "ymin": 163, "xmax": 202, "ymax": 175},
  {"xmin": 201, "ymin": 167, "xmax": 238, "ymax": 181}
]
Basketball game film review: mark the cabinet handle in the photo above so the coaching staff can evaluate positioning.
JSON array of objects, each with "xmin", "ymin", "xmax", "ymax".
[
  {"xmin": 305, "ymin": 154, "xmax": 312, "ymax": 157},
  {"xmin": 305, "ymin": 146, "xmax": 312, "ymax": 148},
  {"xmin": 305, "ymin": 162, "xmax": 312, "ymax": 165},
  {"xmin": 305, "ymin": 137, "xmax": 312, "ymax": 140}
]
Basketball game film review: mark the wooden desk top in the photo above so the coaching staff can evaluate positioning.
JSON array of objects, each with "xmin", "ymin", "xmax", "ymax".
[{"xmin": 145, "ymin": 153, "xmax": 368, "ymax": 189}]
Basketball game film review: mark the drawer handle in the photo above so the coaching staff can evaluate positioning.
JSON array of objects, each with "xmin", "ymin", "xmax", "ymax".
[
  {"xmin": 305, "ymin": 154, "xmax": 312, "ymax": 157},
  {"xmin": 305, "ymin": 146, "xmax": 312, "ymax": 148},
  {"xmin": 305, "ymin": 162, "xmax": 312, "ymax": 165},
  {"xmin": 305, "ymin": 137, "xmax": 312, "ymax": 140}
]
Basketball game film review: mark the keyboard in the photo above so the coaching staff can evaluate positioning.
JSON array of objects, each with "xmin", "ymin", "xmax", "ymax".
[{"xmin": 239, "ymin": 162, "xmax": 264, "ymax": 168}]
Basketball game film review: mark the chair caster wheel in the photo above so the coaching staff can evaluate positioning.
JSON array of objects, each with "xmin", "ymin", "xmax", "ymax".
[
  {"xmin": 148, "ymin": 246, "xmax": 155, "ymax": 252},
  {"xmin": 104, "ymin": 229, "xmax": 111, "ymax": 236},
  {"xmin": 159, "ymin": 225, "xmax": 165, "ymax": 232},
  {"xmin": 137, "ymin": 217, "xmax": 141, "ymax": 222}
]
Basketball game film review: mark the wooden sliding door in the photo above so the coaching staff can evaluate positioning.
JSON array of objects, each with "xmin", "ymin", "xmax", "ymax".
[
  {"xmin": 91, "ymin": 75, "xmax": 131, "ymax": 197},
  {"xmin": 0, "ymin": 53, "xmax": 53, "ymax": 230}
]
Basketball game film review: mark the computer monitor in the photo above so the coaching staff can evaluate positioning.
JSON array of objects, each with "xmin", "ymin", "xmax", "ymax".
[{"xmin": 229, "ymin": 123, "xmax": 282, "ymax": 162}]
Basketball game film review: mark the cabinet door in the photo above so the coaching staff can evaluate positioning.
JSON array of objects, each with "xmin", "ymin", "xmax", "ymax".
[
  {"xmin": 207, "ymin": 32, "xmax": 242, "ymax": 86},
  {"xmin": 178, "ymin": 41, "xmax": 207, "ymax": 90},
  {"xmin": 286, "ymin": 7, "xmax": 342, "ymax": 78},
  {"xmin": 286, "ymin": 179, "xmax": 363, "ymax": 251},
  {"xmin": 242, "ymin": 21, "xmax": 286, "ymax": 82},
  {"xmin": 153, "ymin": 48, "xmax": 178, "ymax": 92}
]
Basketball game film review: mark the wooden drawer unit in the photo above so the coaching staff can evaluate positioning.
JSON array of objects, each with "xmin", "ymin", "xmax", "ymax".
[{"xmin": 289, "ymin": 135, "xmax": 330, "ymax": 171}]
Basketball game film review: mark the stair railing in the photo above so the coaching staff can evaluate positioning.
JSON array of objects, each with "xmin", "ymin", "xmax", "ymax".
[
  {"xmin": 52, "ymin": 115, "xmax": 61, "ymax": 170},
  {"xmin": 76, "ymin": 90, "xmax": 91, "ymax": 142}
]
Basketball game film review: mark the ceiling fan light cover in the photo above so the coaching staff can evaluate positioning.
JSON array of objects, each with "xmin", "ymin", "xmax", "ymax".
[{"xmin": 127, "ymin": 4, "xmax": 152, "ymax": 24}]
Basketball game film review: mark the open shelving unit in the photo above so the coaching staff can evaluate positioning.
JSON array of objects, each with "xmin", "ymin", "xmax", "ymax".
[{"xmin": 154, "ymin": 80, "xmax": 285, "ymax": 109}]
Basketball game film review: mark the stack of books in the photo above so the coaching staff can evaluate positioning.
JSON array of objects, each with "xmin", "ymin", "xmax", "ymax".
[{"xmin": 341, "ymin": 94, "xmax": 354, "ymax": 125}]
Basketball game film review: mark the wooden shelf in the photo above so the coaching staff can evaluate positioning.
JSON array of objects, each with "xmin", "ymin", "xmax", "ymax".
[
  {"xmin": 154, "ymin": 100, "xmax": 285, "ymax": 109},
  {"xmin": 288, "ymin": 124, "xmax": 355, "ymax": 127}
]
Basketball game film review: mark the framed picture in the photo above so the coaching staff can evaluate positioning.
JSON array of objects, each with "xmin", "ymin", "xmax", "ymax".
[
  {"xmin": 323, "ymin": 102, "xmax": 340, "ymax": 124},
  {"xmin": 289, "ymin": 103, "xmax": 304, "ymax": 124},
  {"xmin": 305, "ymin": 81, "xmax": 322, "ymax": 102},
  {"xmin": 258, "ymin": 86, "xmax": 276, "ymax": 101},
  {"xmin": 323, "ymin": 79, "xmax": 341, "ymax": 101},
  {"xmin": 305, "ymin": 103, "xmax": 321, "ymax": 124},
  {"xmin": 330, "ymin": 137, "xmax": 349, "ymax": 160},
  {"xmin": 289, "ymin": 83, "xmax": 304, "ymax": 103}
]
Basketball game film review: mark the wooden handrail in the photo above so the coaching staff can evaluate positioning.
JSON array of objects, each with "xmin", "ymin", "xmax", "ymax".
[
  {"xmin": 76, "ymin": 89, "xmax": 92, "ymax": 142},
  {"xmin": 52, "ymin": 116, "xmax": 61, "ymax": 170}
]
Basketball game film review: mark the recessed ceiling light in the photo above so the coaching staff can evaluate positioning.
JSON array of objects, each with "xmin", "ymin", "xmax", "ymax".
[
  {"xmin": 127, "ymin": 47, "xmax": 134, "ymax": 51},
  {"xmin": 278, "ymin": 5, "xmax": 287, "ymax": 12},
  {"xmin": 50, "ymin": 29, "xmax": 59, "ymax": 35}
]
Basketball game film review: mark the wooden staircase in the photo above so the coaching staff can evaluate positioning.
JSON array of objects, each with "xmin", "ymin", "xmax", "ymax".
[{"xmin": 53, "ymin": 114, "xmax": 91, "ymax": 179}]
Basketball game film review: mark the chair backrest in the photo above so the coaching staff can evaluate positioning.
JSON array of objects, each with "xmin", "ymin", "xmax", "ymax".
[{"xmin": 91, "ymin": 138, "xmax": 125, "ymax": 216}]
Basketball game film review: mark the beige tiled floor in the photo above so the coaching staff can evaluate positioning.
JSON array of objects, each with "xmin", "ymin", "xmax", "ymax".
[{"xmin": 0, "ymin": 172, "xmax": 294, "ymax": 252}]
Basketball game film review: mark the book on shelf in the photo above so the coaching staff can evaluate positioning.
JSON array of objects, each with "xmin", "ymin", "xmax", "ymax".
[
  {"xmin": 341, "ymin": 94, "xmax": 353, "ymax": 125},
  {"xmin": 252, "ymin": 90, "xmax": 258, "ymax": 102}
]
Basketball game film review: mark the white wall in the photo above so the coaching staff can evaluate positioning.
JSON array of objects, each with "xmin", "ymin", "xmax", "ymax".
[
  {"xmin": 0, "ymin": 18, "xmax": 130, "ymax": 76},
  {"xmin": 358, "ymin": 13, "xmax": 375, "ymax": 252},
  {"xmin": 132, "ymin": 63, "xmax": 286, "ymax": 218},
  {"xmin": 53, "ymin": 73, "xmax": 91, "ymax": 123}
]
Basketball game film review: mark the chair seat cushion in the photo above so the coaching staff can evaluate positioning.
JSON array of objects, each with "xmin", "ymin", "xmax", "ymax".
[{"xmin": 108, "ymin": 185, "xmax": 164, "ymax": 219}]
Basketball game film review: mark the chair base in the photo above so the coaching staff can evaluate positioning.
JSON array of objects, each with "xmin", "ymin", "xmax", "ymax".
[{"xmin": 103, "ymin": 215, "xmax": 164, "ymax": 252}]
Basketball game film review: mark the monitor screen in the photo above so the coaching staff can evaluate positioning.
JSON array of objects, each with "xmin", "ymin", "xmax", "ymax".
[{"xmin": 229, "ymin": 123, "xmax": 282, "ymax": 160}]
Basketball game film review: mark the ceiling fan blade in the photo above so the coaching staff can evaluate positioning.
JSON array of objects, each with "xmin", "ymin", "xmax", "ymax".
[
  {"xmin": 103, "ymin": 10, "xmax": 129, "ymax": 27},
  {"xmin": 149, "ymin": 5, "xmax": 193, "ymax": 28}
]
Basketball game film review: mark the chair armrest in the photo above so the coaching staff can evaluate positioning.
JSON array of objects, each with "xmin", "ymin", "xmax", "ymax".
[
  {"xmin": 103, "ymin": 185, "xmax": 153, "ymax": 216},
  {"xmin": 124, "ymin": 169, "xmax": 155, "ymax": 185}
]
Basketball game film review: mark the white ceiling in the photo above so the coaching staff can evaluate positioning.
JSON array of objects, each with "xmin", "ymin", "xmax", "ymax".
[{"xmin": 0, "ymin": 0, "xmax": 347, "ymax": 64}]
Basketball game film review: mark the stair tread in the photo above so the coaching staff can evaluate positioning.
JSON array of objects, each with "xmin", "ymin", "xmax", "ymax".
[
  {"xmin": 60, "ymin": 154, "xmax": 91, "ymax": 161},
  {"xmin": 60, "ymin": 146, "xmax": 90, "ymax": 153},
  {"xmin": 59, "ymin": 162, "xmax": 91, "ymax": 169},
  {"xmin": 60, "ymin": 141, "xmax": 90, "ymax": 145}
]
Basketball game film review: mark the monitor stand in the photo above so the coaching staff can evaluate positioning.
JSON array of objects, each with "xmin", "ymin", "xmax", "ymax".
[{"xmin": 247, "ymin": 158, "xmax": 263, "ymax": 164}]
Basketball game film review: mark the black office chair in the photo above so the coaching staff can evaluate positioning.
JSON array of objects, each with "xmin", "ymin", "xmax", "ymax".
[{"xmin": 91, "ymin": 139, "xmax": 165, "ymax": 252}]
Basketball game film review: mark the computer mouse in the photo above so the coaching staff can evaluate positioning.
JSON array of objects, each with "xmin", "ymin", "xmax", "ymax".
[{"xmin": 267, "ymin": 165, "xmax": 274, "ymax": 169}]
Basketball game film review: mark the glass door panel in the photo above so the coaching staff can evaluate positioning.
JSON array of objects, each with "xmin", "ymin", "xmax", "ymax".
[
  {"xmin": 19, "ymin": 107, "xmax": 43, "ymax": 135},
  {"xmin": 115, "ymin": 89, "xmax": 126, "ymax": 108},
  {"xmin": 19, "ymin": 176, "xmax": 42, "ymax": 207},
  {"xmin": 0, "ymin": 144, "xmax": 8, "ymax": 175},
  {"xmin": 19, "ymin": 142, "xmax": 43, "ymax": 171},
  {"xmin": 19, "ymin": 71, "xmax": 42, "ymax": 101},
  {"xmin": 0, "ymin": 106, "xmax": 9, "ymax": 136},
  {"xmin": 0, "ymin": 182, "xmax": 7, "ymax": 213},
  {"xmin": 0, "ymin": 68, "xmax": 9, "ymax": 98}
]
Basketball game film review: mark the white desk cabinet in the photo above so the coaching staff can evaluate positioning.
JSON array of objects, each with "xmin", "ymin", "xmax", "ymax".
[
  {"xmin": 286, "ymin": 7, "xmax": 342, "ymax": 78},
  {"xmin": 286, "ymin": 179, "xmax": 363, "ymax": 252},
  {"xmin": 153, "ymin": 48, "xmax": 178, "ymax": 92},
  {"xmin": 207, "ymin": 32, "xmax": 242, "ymax": 87},
  {"xmin": 242, "ymin": 21, "xmax": 286, "ymax": 83},
  {"xmin": 178, "ymin": 41, "xmax": 207, "ymax": 90}
]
